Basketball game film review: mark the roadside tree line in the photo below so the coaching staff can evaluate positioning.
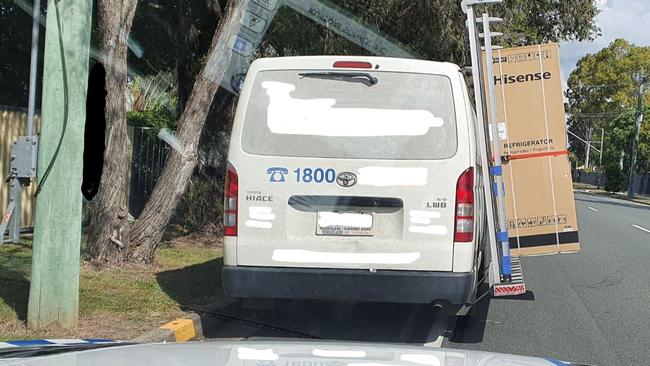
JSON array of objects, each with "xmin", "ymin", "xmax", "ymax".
[{"xmin": 566, "ymin": 39, "xmax": 650, "ymax": 192}]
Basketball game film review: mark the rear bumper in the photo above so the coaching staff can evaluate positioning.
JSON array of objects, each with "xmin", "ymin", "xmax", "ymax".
[{"xmin": 222, "ymin": 265, "xmax": 476, "ymax": 304}]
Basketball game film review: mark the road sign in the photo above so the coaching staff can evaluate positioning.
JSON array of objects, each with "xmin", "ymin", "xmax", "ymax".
[
  {"xmin": 233, "ymin": 36, "xmax": 255, "ymax": 56},
  {"xmin": 252, "ymin": 0, "xmax": 279, "ymax": 11},
  {"xmin": 242, "ymin": 11, "xmax": 267, "ymax": 34}
]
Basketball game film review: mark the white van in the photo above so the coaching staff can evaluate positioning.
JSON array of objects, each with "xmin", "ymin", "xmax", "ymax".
[{"xmin": 222, "ymin": 56, "xmax": 486, "ymax": 305}]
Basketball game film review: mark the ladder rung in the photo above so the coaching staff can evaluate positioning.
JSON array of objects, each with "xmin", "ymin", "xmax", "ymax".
[
  {"xmin": 476, "ymin": 17, "xmax": 503, "ymax": 23},
  {"xmin": 479, "ymin": 32, "xmax": 503, "ymax": 37}
]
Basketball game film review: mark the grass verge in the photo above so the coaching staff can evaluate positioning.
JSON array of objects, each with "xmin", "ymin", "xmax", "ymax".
[
  {"xmin": 0, "ymin": 235, "xmax": 222, "ymax": 341},
  {"xmin": 573, "ymin": 183, "xmax": 650, "ymax": 205}
]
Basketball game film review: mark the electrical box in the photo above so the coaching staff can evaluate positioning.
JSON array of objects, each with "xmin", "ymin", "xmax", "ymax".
[{"xmin": 10, "ymin": 136, "xmax": 38, "ymax": 179}]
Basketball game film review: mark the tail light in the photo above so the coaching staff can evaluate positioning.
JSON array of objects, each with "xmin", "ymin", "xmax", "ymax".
[
  {"xmin": 224, "ymin": 162, "xmax": 238, "ymax": 236},
  {"xmin": 332, "ymin": 60, "xmax": 373, "ymax": 69},
  {"xmin": 454, "ymin": 168, "xmax": 474, "ymax": 242}
]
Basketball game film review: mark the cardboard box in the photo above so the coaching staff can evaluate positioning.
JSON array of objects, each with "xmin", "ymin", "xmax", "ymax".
[{"xmin": 483, "ymin": 43, "xmax": 580, "ymax": 256}]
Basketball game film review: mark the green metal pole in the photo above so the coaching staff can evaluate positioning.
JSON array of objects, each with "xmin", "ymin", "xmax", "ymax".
[
  {"xmin": 628, "ymin": 78, "xmax": 644, "ymax": 199},
  {"xmin": 27, "ymin": 0, "xmax": 93, "ymax": 329}
]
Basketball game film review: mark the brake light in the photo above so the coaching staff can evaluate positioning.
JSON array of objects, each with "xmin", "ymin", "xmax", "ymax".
[
  {"xmin": 224, "ymin": 162, "xmax": 238, "ymax": 236},
  {"xmin": 454, "ymin": 168, "xmax": 474, "ymax": 242},
  {"xmin": 332, "ymin": 61, "xmax": 373, "ymax": 69}
]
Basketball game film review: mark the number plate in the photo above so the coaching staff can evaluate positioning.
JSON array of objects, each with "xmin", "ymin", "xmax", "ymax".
[{"xmin": 316, "ymin": 212, "xmax": 374, "ymax": 236}]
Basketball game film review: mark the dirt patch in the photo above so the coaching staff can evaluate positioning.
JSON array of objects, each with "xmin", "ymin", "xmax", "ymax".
[
  {"xmin": 76, "ymin": 313, "xmax": 179, "ymax": 340},
  {"xmin": 0, "ymin": 314, "xmax": 176, "ymax": 341}
]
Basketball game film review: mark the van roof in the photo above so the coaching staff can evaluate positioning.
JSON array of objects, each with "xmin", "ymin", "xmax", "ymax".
[{"xmin": 248, "ymin": 56, "xmax": 461, "ymax": 77}]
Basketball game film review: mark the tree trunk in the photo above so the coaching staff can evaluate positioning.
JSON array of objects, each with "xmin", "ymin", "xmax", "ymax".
[
  {"xmin": 126, "ymin": 0, "xmax": 244, "ymax": 262},
  {"xmin": 86, "ymin": 0, "xmax": 138, "ymax": 264},
  {"xmin": 208, "ymin": 0, "xmax": 223, "ymax": 19},
  {"xmin": 176, "ymin": 0, "xmax": 192, "ymax": 112}
]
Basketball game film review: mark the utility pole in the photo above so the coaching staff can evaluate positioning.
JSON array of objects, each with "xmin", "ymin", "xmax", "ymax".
[
  {"xmin": 598, "ymin": 128, "xmax": 604, "ymax": 188},
  {"xmin": 27, "ymin": 0, "xmax": 93, "ymax": 329},
  {"xmin": 599, "ymin": 128, "xmax": 604, "ymax": 167},
  {"xmin": 628, "ymin": 72, "xmax": 646, "ymax": 199},
  {"xmin": 584, "ymin": 127, "xmax": 592, "ymax": 169},
  {"xmin": 27, "ymin": 0, "xmax": 41, "ymax": 139}
]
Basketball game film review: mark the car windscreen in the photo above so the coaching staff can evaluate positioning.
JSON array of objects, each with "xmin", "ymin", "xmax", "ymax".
[{"xmin": 240, "ymin": 69, "xmax": 458, "ymax": 160}]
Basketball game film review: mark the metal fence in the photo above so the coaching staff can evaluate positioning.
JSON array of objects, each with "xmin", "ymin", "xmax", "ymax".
[
  {"xmin": 128, "ymin": 126, "xmax": 170, "ymax": 217},
  {"xmin": 577, "ymin": 171, "xmax": 650, "ymax": 197},
  {"xmin": 630, "ymin": 174, "xmax": 650, "ymax": 197},
  {"xmin": 0, "ymin": 106, "xmax": 39, "ymax": 227},
  {"xmin": 3, "ymin": 116, "xmax": 191, "ymax": 223}
]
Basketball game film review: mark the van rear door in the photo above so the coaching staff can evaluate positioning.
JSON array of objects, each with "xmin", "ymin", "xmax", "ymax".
[{"xmin": 228, "ymin": 57, "xmax": 472, "ymax": 272}]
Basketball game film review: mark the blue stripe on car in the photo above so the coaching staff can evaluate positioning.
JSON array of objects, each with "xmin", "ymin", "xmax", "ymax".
[
  {"xmin": 6, "ymin": 340, "xmax": 54, "ymax": 346},
  {"xmin": 545, "ymin": 358, "xmax": 571, "ymax": 366}
]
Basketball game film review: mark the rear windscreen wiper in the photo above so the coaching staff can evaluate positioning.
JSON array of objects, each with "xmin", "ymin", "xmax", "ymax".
[{"xmin": 298, "ymin": 72, "xmax": 378, "ymax": 86}]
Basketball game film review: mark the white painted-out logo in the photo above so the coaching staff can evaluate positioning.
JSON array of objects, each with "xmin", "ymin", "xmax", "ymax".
[{"xmin": 336, "ymin": 172, "xmax": 357, "ymax": 187}]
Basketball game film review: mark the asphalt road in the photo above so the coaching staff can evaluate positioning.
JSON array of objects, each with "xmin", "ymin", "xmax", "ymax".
[
  {"xmin": 446, "ymin": 191, "xmax": 650, "ymax": 365},
  {"xmin": 201, "ymin": 191, "xmax": 650, "ymax": 365}
]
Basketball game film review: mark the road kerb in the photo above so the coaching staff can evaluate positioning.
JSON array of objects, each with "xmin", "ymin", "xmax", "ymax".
[
  {"xmin": 575, "ymin": 189, "xmax": 650, "ymax": 206},
  {"xmin": 132, "ymin": 313, "xmax": 203, "ymax": 343}
]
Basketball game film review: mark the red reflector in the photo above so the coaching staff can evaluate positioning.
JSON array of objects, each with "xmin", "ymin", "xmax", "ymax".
[
  {"xmin": 224, "ymin": 225, "xmax": 237, "ymax": 236},
  {"xmin": 332, "ymin": 61, "xmax": 373, "ymax": 69},
  {"xmin": 494, "ymin": 283, "xmax": 526, "ymax": 296},
  {"xmin": 223, "ymin": 226, "xmax": 237, "ymax": 236},
  {"xmin": 454, "ymin": 230, "xmax": 473, "ymax": 242},
  {"xmin": 224, "ymin": 162, "xmax": 238, "ymax": 236}
]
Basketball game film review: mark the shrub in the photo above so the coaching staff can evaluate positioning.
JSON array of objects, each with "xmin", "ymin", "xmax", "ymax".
[
  {"xmin": 171, "ymin": 173, "xmax": 225, "ymax": 237},
  {"xmin": 604, "ymin": 162, "xmax": 624, "ymax": 193}
]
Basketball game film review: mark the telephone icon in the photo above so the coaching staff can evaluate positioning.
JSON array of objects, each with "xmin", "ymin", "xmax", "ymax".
[{"xmin": 267, "ymin": 167, "xmax": 288, "ymax": 183}]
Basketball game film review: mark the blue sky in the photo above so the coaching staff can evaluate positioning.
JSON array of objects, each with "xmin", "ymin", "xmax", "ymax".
[{"xmin": 560, "ymin": 0, "xmax": 650, "ymax": 86}]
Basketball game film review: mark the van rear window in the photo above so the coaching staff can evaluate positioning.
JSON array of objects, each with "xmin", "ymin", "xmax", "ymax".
[{"xmin": 241, "ymin": 70, "xmax": 458, "ymax": 160}]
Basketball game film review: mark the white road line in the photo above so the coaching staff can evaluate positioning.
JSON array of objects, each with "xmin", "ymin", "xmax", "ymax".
[
  {"xmin": 588, "ymin": 207, "xmax": 599, "ymax": 212},
  {"xmin": 632, "ymin": 224, "xmax": 650, "ymax": 234}
]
